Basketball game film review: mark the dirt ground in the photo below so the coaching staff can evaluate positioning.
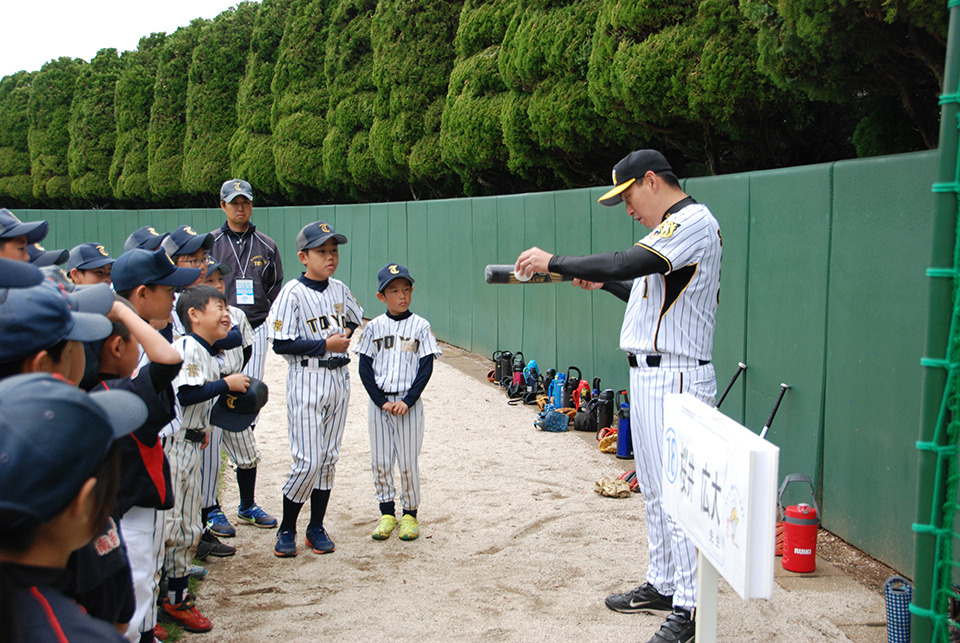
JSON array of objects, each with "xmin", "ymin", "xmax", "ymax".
[{"xmin": 188, "ymin": 343, "xmax": 890, "ymax": 642}]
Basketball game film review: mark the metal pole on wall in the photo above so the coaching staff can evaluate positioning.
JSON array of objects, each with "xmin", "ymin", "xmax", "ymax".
[{"xmin": 913, "ymin": 1, "xmax": 960, "ymax": 640}]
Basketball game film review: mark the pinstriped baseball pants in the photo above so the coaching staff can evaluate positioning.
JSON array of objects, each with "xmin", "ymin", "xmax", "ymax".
[
  {"xmin": 368, "ymin": 396, "xmax": 425, "ymax": 511},
  {"xmin": 630, "ymin": 362, "xmax": 716, "ymax": 610},
  {"xmin": 282, "ymin": 365, "xmax": 350, "ymax": 504},
  {"xmin": 163, "ymin": 434, "xmax": 203, "ymax": 579},
  {"xmin": 120, "ymin": 507, "xmax": 164, "ymax": 641}
]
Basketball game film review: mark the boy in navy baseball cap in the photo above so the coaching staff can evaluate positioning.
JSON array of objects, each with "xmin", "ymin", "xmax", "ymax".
[
  {"xmin": 124, "ymin": 226, "xmax": 167, "ymax": 252},
  {"xmin": 162, "ymin": 225, "xmax": 213, "ymax": 287},
  {"xmin": 66, "ymin": 242, "xmax": 116, "ymax": 285},
  {"xmin": 26, "ymin": 242, "xmax": 69, "ymax": 267},
  {"xmin": 0, "ymin": 372, "xmax": 147, "ymax": 643},
  {"xmin": 0, "ymin": 209, "xmax": 48, "ymax": 262}
]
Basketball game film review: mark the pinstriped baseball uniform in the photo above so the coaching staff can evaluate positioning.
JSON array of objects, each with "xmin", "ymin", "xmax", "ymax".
[
  {"xmin": 355, "ymin": 313, "xmax": 441, "ymax": 511},
  {"xmin": 200, "ymin": 305, "xmax": 260, "ymax": 509},
  {"xmin": 623, "ymin": 202, "xmax": 721, "ymax": 610},
  {"xmin": 268, "ymin": 276, "xmax": 363, "ymax": 504},
  {"xmin": 164, "ymin": 334, "xmax": 219, "ymax": 579}
]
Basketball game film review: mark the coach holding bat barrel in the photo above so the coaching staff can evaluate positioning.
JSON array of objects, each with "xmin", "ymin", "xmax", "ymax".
[{"xmin": 515, "ymin": 150, "xmax": 721, "ymax": 643}]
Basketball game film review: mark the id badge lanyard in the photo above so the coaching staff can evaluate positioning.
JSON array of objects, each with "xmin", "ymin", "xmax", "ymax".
[{"xmin": 229, "ymin": 232, "xmax": 255, "ymax": 305}]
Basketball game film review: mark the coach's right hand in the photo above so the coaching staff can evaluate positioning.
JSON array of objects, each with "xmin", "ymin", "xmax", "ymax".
[
  {"xmin": 326, "ymin": 333, "xmax": 351, "ymax": 354},
  {"xmin": 225, "ymin": 373, "xmax": 250, "ymax": 393},
  {"xmin": 572, "ymin": 278, "xmax": 604, "ymax": 290}
]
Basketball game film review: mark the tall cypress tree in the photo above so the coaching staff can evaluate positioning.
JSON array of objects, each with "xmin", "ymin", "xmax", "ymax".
[
  {"xmin": 230, "ymin": 0, "xmax": 293, "ymax": 203},
  {"xmin": 28, "ymin": 57, "xmax": 83, "ymax": 203},
  {"xmin": 369, "ymin": 0, "xmax": 463, "ymax": 196},
  {"xmin": 111, "ymin": 33, "xmax": 166, "ymax": 202},
  {"xmin": 323, "ymin": 0, "xmax": 381, "ymax": 201},
  {"xmin": 0, "ymin": 71, "xmax": 35, "ymax": 205},
  {"xmin": 272, "ymin": 0, "xmax": 334, "ymax": 202},
  {"xmin": 440, "ymin": 0, "xmax": 518, "ymax": 196},
  {"xmin": 182, "ymin": 2, "xmax": 258, "ymax": 198},
  {"xmin": 68, "ymin": 48, "xmax": 121, "ymax": 202},
  {"xmin": 147, "ymin": 20, "xmax": 206, "ymax": 201}
]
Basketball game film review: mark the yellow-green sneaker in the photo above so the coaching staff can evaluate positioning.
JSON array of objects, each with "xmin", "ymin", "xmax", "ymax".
[
  {"xmin": 372, "ymin": 514, "xmax": 399, "ymax": 540},
  {"xmin": 398, "ymin": 514, "xmax": 419, "ymax": 541}
]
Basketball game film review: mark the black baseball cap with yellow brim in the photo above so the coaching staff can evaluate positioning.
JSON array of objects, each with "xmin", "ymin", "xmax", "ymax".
[{"xmin": 598, "ymin": 150, "xmax": 674, "ymax": 207}]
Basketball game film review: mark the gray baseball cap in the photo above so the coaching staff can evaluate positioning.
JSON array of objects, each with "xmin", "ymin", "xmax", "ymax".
[{"xmin": 220, "ymin": 178, "xmax": 253, "ymax": 203}]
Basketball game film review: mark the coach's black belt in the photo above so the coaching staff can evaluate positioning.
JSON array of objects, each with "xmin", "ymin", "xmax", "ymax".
[
  {"xmin": 184, "ymin": 429, "xmax": 205, "ymax": 443},
  {"xmin": 627, "ymin": 353, "xmax": 710, "ymax": 368},
  {"xmin": 300, "ymin": 357, "xmax": 351, "ymax": 369}
]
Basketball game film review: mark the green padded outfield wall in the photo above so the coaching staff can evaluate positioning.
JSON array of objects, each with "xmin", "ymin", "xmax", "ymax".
[{"xmin": 17, "ymin": 149, "xmax": 936, "ymax": 573}]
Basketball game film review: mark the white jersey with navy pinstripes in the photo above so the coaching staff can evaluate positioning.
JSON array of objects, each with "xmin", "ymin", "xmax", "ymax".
[
  {"xmin": 619, "ymin": 202, "xmax": 721, "ymax": 360},
  {"xmin": 218, "ymin": 305, "xmax": 254, "ymax": 376},
  {"xmin": 172, "ymin": 334, "xmax": 220, "ymax": 431},
  {"xmin": 267, "ymin": 276, "xmax": 363, "ymax": 358},
  {"xmin": 355, "ymin": 313, "xmax": 442, "ymax": 392}
]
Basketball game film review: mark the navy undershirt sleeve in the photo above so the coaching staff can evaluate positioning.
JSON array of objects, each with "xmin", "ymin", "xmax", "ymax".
[
  {"xmin": 178, "ymin": 380, "xmax": 230, "ymax": 406},
  {"xmin": 212, "ymin": 326, "xmax": 243, "ymax": 351},
  {"xmin": 358, "ymin": 354, "xmax": 389, "ymax": 408},
  {"xmin": 149, "ymin": 360, "xmax": 182, "ymax": 394},
  {"xmin": 273, "ymin": 337, "xmax": 327, "ymax": 357},
  {"xmin": 402, "ymin": 355, "xmax": 435, "ymax": 407}
]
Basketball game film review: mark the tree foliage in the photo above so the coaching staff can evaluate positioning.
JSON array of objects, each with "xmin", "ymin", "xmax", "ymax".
[
  {"xmin": 68, "ymin": 48, "xmax": 121, "ymax": 202},
  {"xmin": 28, "ymin": 57, "xmax": 83, "ymax": 203},
  {"xmin": 440, "ymin": 0, "xmax": 520, "ymax": 196},
  {"xmin": 230, "ymin": 0, "xmax": 293, "ymax": 203},
  {"xmin": 370, "ymin": 0, "xmax": 463, "ymax": 196},
  {"xmin": 148, "ymin": 20, "xmax": 206, "ymax": 201},
  {"xmin": 0, "ymin": 71, "xmax": 35, "ymax": 205},
  {"xmin": 323, "ymin": 0, "xmax": 382, "ymax": 201},
  {"xmin": 272, "ymin": 0, "xmax": 334, "ymax": 201},
  {"xmin": 111, "ymin": 33, "xmax": 166, "ymax": 202},
  {"xmin": 182, "ymin": 2, "xmax": 258, "ymax": 199}
]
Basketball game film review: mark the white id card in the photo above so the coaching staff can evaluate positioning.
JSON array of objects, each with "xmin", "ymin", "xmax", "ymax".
[{"xmin": 236, "ymin": 279, "xmax": 254, "ymax": 305}]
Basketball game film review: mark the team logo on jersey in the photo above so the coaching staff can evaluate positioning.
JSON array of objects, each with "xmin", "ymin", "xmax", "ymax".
[
  {"xmin": 273, "ymin": 319, "xmax": 283, "ymax": 332},
  {"xmin": 251, "ymin": 254, "xmax": 265, "ymax": 267},
  {"xmin": 185, "ymin": 363, "xmax": 200, "ymax": 377},
  {"xmin": 97, "ymin": 244, "xmax": 108, "ymax": 256},
  {"xmin": 319, "ymin": 223, "xmax": 331, "ymax": 233},
  {"xmin": 334, "ymin": 303, "xmax": 344, "ymax": 315},
  {"xmin": 388, "ymin": 264, "xmax": 399, "ymax": 275},
  {"xmin": 653, "ymin": 221, "xmax": 678, "ymax": 239}
]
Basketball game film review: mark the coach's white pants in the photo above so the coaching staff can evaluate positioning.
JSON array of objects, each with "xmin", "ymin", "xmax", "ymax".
[
  {"xmin": 120, "ymin": 507, "xmax": 164, "ymax": 642},
  {"xmin": 282, "ymin": 365, "xmax": 350, "ymax": 504},
  {"xmin": 630, "ymin": 362, "xmax": 716, "ymax": 611},
  {"xmin": 368, "ymin": 396, "xmax": 424, "ymax": 511}
]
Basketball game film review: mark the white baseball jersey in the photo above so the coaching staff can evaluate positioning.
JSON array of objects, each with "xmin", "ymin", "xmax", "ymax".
[
  {"xmin": 172, "ymin": 334, "xmax": 221, "ymax": 431},
  {"xmin": 354, "ymin": 313, "xmax": 442, "ymax": 392},
  {"xmin": 267, "ymin": 277, "xmax": 363, "ymax": 356},
  {"xmin": 619, "ymin": 202, "xmax": 721, "ymax": 360},
  {"xmin": 217, "ymin": 305, "xmax": 255, "ymax": 376}
]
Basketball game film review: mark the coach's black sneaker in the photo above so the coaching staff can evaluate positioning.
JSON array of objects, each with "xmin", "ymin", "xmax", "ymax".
[
  {"xmin": 605, "ymin": 582, "xmax": 674, "ymax": 613},
  {"xmin": 647, "ymin": 607, "xmax": 695, "ymax": 643},
  {"xmin": 196, "ymin": 529, "xmax": 237, "ymax": 560}
]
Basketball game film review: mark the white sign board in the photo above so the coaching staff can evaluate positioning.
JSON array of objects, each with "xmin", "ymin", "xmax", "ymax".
[{"xmin": 662, "ymin": 393, "xmax": 780, "ymax": 600}]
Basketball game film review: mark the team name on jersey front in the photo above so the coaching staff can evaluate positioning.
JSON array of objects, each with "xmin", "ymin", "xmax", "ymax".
[{"xmin": 370, "ymin": 334, "xmax": 421, "ymax": 353}]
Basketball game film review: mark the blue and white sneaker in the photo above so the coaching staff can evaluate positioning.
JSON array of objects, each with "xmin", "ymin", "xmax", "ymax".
[
  {"xmin": 206, "ymin": 507, "xmax": 236, "ymax": 538},
  {"xmin": 305, "ymin": 525, "xmax": 335, "ymax": 554},
  {"xmin": 237, "ymin": 503, "xmax": 278, "ymax": 529},
  {"xmin": 274, "ymin": 529, "xmax": 298, "ymax": 558}
]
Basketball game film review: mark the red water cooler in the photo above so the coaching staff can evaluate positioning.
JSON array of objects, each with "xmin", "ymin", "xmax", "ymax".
[{"xmin": 778, "ymin": 474, "xmax": 819, "ymax": 573}]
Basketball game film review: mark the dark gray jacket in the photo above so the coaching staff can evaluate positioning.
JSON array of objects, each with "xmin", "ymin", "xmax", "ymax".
[{"xmin": 209, "ymin": 222, "xmax": 284, "ymax": 328}]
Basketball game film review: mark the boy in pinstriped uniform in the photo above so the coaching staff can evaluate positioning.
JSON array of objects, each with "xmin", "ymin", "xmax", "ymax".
[
  {"xmin": 355, "ymin": 264, "xmax": 441, "ymax": 541},
  {"xmin": 159, "ymin": 286, "xmax": 250, "ymax": 634},
  {"xmin": 267, "ymin": 222, "xmax": 363, "ymax": 558}
]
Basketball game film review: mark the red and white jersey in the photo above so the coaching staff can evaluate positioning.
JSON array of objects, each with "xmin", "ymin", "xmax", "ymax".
[{"xmin": 619, "ymin": 202, "xmax": 721, "ymax": 360}]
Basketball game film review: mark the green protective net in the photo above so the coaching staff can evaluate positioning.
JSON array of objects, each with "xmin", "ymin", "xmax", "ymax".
[{"xmin": 913, "ymin": 69, "xmax": 960, "ymax": 638}]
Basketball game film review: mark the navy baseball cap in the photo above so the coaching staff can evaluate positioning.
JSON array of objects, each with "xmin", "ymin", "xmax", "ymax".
[
  {"xmin": 0, "ymin": 208, "xmax": 48, "ymax": 244},
  {"xmin": 65, "ymin": 243, "xmax": 116, "ymax": 272},
  {"xmin": 161, "ymin": 225, "xmax": 214, "ymax": 258},
  {"xmin": 377, "ymin": 263, "xmax": 415, "ymax": 293},
  {"xmin": 66, "ymin": 282, "xmax": 115, "ymax": 316},
  {"xmin": 220, "ymin": 178, "xmax": 253, "ymax": 203},
  {"xmin": 0, "ymin": 281, "xmax": 113, "ymax": 362},
  {"xmin": 296, "ymin": 221, "xmax": 347, "ymax": 252},
  {"xmin": 205, "ymin": 256, "xmax": 231, "ymax": 276},
  {"xmin": 112, "ymin": 248, "xmax": 202, "ymax": 292},
  {"xmin": 0, "ymin": 257, "xmax": 44, "ymax": 288},
  {"xmin": 598, "ymin": 150, "xmax": 674, "ymax": 207},
  {"xmin": 210, "ymin": 378, "xmax": 269, "ymax": 433},
  {"xmin": 0, "ymin": 373, "xmax": 148, "ymax": 524},
  {"xmin": 124, "ymin": 226, "xmax": 167, "ymax": 252},
  {"xmin": 27, "ymin": 242, "xmax": 69, "ymax": 267}
]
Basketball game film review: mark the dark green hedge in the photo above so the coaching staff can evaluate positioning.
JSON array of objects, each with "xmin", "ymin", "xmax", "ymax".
[
  {"xmin": 28, "ymin": 58, "xmax": 83, "ymax": 203},
  {"xmin": 68, "ymin": 48, "xmax": 121, "ymax": 202},
  {"xmin": 0, "ymin": 71, "xmax": 35, "ymax": 205}
]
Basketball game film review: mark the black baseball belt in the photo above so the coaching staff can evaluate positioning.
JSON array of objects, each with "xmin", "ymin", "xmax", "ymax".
[
  {"xmin": 300, "ymin": 357, "xmax": 351, "ymax": 369},
  {"xmin": 184, "ymin": 429, "xmax": 206, "ymax": 443},
  {"xmin": 627, "ymin": 353, "xmax": 710, "ymax": 368}
]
